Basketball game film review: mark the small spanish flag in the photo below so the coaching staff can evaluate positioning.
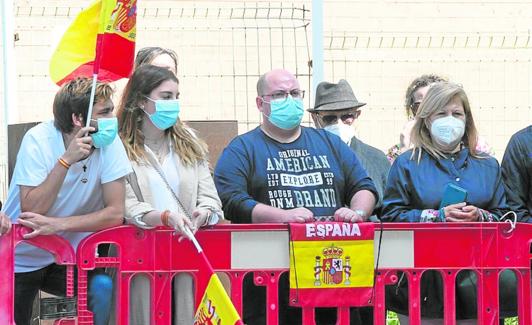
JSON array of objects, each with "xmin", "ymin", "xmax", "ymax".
[
  {"xmin": 49, "ymin": 0, "xmax": 136, "ymax": 86},
  {"xmin": 194, "ymin": 272, "xmax": 243, "ymax": 325},
  {"xmin": 186, "ymin": 228, "xmax": 243, "ymax": 325},
  {"xmin": 289, "ymin": 222, "xmax": 375, "ymax": 307}
]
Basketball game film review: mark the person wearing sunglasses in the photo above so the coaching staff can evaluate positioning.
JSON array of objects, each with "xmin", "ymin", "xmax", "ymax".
[
  {"xmin": 309, "ymin": 79, "xmax": 390, "ymax": 218},
  {"xmin": 214, "ymin": 69, "xmax": 378, "ymax": 325}
]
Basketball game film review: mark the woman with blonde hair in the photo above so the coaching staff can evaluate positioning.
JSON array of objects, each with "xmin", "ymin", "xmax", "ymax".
[
  {"xmin": 382, "ymin": 82, "xmax": 515, "ymax": 324},
  {"xmin": 117, "ymin": 64, "xmax": 223, "ymax": 324}
]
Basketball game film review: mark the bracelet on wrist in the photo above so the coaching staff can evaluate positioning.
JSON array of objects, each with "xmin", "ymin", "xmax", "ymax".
[
  {"xmin": 58, "ymin": 157, "xmax": 71, "ymax": 169},
  {"xmin": 439, "ymin": 208, "xmax": 446, "ymax": 222},
  {"xmin": 160, "ymin": 210, "xmax": 171, "ymax": 227}
]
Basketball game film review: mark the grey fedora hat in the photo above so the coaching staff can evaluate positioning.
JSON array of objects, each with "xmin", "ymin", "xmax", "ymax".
[{"xmin": 308, "ymin": 79, "xmax": 366, "ymax": 112}]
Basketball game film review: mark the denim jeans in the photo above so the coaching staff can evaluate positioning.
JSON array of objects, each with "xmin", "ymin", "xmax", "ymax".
[{"xmin": 14, "ymin": 263, "xmax": 112, "ymax": 325}]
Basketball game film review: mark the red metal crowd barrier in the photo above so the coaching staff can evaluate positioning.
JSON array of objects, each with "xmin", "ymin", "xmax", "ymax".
[{"xmin": 1, "ymin": 222, "xmax": 532, "ymax": 325}]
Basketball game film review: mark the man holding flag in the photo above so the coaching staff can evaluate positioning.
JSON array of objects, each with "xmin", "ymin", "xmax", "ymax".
[
  {"xmin": 2, "ymin": 77, "xmax": 132, "ymax": 325},
  {"xmin": 3, "ymin": 0, "xmax": 136, "ymax": 322}
]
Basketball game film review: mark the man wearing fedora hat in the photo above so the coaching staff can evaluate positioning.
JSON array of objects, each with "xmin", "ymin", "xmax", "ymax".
[{"xmin": 310, "ymin": 79, "xmax": 390, "ymax": 211}]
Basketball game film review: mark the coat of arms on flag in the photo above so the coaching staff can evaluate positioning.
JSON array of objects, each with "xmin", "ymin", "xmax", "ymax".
[
  {"xmin": 317, "ymin": 244, "xmax": 350, "ymax": 286},
  {"xmin": 289, "ymin": 222, "xmax": 375, "ymax": 307}
]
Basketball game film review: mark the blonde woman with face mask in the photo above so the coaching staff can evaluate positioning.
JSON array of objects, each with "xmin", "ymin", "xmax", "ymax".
[{"xmin": 381, "ymin": 82, "xmax": 515, "ymax": 324}]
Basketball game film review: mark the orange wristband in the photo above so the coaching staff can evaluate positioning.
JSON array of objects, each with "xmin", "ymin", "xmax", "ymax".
[
  {"xmin": 58, "ymin": 158, "xmax": 71, "ymax": 169},
  {"xmin": 161, "ymin": 210, "xmax": 171, "ymax": 227}
]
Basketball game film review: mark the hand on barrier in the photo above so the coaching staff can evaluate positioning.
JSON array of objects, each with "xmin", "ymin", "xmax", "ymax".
[
  {"xmin": 62, "ymin": 126, "xmax": 95, "ymax": 165},
  {"xmin": 282, "ymin": 207, "xmax": 314, "ymax": 223},
  {"xmin": 167, "ymin": 211, "xmax": 194, "ymax": 241},
  {"xmin": 444, "ymin": 202, "xmax": 480, "ymax": 222},
  {"xmin": 17, "ymin": 212, "xmax": 61, "ymax": 238},
  {"xmin": 333, "ymin": 207, "xmax": 364, "ymax": 223},
  {"xmin": 191, "ymin": 208, "xmax": 211, "ymax": 230},
  {"xmin": 0, "ymin": 212, "xmax": 11, "ymax": 235}
]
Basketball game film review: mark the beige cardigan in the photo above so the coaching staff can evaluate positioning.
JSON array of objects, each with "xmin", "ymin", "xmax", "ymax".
[{"xmin": 124, "ymin": 151, "xmax": 223, "ymax": 228}]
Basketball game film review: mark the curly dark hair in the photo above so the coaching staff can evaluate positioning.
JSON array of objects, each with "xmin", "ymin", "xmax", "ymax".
[{"xmin": 405, "ymin": 74, "xmax": 447, "ymax": 118}]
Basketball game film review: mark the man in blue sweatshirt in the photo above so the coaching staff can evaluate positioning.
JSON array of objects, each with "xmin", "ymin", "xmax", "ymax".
[{"xmin": 214, "ymin": 69, "xmax": 378, "ymax": 325}]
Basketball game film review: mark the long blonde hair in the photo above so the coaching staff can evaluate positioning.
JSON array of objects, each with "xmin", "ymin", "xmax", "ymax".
[
  {"xmin": 117, "ymin": 65, "xmax": 208, "ymax": 165},
  {"xmin": 410, "ymin": 82, "xmax": 481, "ymax": 162}
]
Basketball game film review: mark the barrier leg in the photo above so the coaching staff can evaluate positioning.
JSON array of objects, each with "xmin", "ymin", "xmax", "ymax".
[
  {"xmin": 442, "ymin": 270, "xmax": 457, "ymax": 325},
  {"xmin": 301, "ymin": 307, "xmax": 315, "ymax": 325},
  {"xmin": 478, "ymin": 269, "xmax": 499, "ymax": 325},
  {"xmin": 373, "ymin": 271, "xmax": 390, "ymax": 325},
  {"xmin": 517, "ymin": 269, "xmax": 531, "ymax": 325},
  {"xmin": 0, "ymin": 230, "xmax": 15, "ymax": 325},
  {"xmin": 253, "ymin": 271, "xmax": 280, "ymax": 325},
  {"xmin": 229, "ymin": 271, "xmax": 245, "ymax": 317},
  {"xmin": 336, "ymin": 307, "xmax": 349, "ymax": 325},
  {"xmin": 154, "ymin": 272, "xmax": 172, "ymax": 324},
  {"xmin": 407, "ymin": 270, "xmax": 421, "ymax": 325},
  {"xmin": 77, "ymin": 269, "xmax": 93, "ymax": 325},
  {"xmin": 116, "ymin": 273, "xmax": 133, "ymax": 325}
]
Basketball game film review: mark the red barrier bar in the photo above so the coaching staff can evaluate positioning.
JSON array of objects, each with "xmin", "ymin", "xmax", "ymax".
[
  {"xmin": 1, "ymin": 222, "xmax": 532, "ymax": 324},
  {"xmin": 0, "ymin": 225, "xmax": 76, "ymax": 325}
]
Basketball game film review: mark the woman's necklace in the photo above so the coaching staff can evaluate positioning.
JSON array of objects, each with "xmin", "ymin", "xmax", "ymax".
[{"xmin": 145, "ymin": 137, "xmax": 169, "ymax": 164}]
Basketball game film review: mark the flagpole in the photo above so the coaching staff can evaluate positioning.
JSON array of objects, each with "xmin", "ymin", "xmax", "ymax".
[
  {"xmin": 85, "ymin": 73, "xmax": 99, "ymax": 128},
  {"xmin": 184, "ymin": 227, "xmax": 203, "ymax": 253},
  {"xmin": 183, "ymin": 227, "xmax": 220, "ymax": 276}
]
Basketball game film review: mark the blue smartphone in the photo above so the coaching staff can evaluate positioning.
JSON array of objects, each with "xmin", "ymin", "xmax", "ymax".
[{"xmin": 439, "ymin": 183, "xmax": 468, "ymax": 209}]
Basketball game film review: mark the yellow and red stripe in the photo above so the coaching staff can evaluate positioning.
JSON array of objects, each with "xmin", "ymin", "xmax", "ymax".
[{"xmin": 49, "ymin": 0, "xmax": 136, "ymax": 86}]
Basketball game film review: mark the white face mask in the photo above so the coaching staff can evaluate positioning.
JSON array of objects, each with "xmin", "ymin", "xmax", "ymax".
[
  {"xmin": 323, "ymin": 123, "xmax": 355, "ymax": 144},
  {"xmin": 430, "ymin": 115, "xmax": 466, "ymax": 149}
]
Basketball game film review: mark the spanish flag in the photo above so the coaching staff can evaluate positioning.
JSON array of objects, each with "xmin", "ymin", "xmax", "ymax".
[
  {"xmin": 187, "ymin": 229, "xmax": 243, "ymax": 325},
  {"xmin": 289, "ymin": 222, "xmax": 375, "ymax": 307},
  {"xmin": 49, "ymin": 0, "xmax": 136, "ymax": 86},
  {"xmin": 194, "ymin": 271, "xmax": 243, "ymax": 325}
]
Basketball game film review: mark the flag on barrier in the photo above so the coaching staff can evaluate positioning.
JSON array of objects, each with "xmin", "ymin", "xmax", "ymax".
[
  {"xmin": 185, "ymin": 228, "xmax": 243, "ymax": 325},
  {"xmin": 49, "ymin": 0, "xmax": 136, "ymax": 86},
  {"xmin": 194, "ymin": 272, "xmax": 243, "ymax": 325},
  {"xmin": 289, "ymin": 222, "xmax": 375, "ymax": 307}
]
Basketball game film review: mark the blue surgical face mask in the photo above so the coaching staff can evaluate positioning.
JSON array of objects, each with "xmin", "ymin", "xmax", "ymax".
[
  {"xmin": 90, "ymin": 117, "xmax": 118, "ymax": 148},
  {"xmin": 144, "ymin": 97, "xmax": 180, "ymax": 130},
  {"xmin": 263, "ymin": 96, "xmax": 304, "ymax": 130}
]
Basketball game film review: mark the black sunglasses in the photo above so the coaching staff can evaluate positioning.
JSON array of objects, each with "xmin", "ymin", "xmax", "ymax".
[{"xmin": 320, "ymin": 113, "xmax": 356, "ymax": 125}]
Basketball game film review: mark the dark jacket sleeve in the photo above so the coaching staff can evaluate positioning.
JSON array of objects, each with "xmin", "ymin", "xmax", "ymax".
[
  {"xmin": 381, "ymin": 156, "xmax": 424, "ymax": 222},
  {"xmin": 213, "ymin": 138, "xmax": 258, "ymax": 223},
  {"xmin": 484, "ymin": 159, "xmax": 511, "ymax": 219},
  {"xmin": 501, "ymin": 134, "xmax": 531, "ymax": 222},
  {"xmin": 333, "ymin": 134, "xmax": 379, "ymax": 205}
]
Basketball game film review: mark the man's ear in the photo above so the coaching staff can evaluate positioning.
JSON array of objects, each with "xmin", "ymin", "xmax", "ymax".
[
  {"xmin": 256, "ymin": 96, "xmax": 264, "ymax": 111},
  {"xmin": 72, "ymin": 113, "xmax": 84, "ymax": 128},
  {"xmin": 355, "ymin": 110, "xmax": 362, "ymax": 119},
  {"xmin": 311, "ymin": 113, "xmax": 321, "ymax": 128}
]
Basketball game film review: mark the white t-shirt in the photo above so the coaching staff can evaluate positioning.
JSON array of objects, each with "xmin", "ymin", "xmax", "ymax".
[{"xmin": 2, "ymin": 121, "xmax": 132, "ymax": 272}]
